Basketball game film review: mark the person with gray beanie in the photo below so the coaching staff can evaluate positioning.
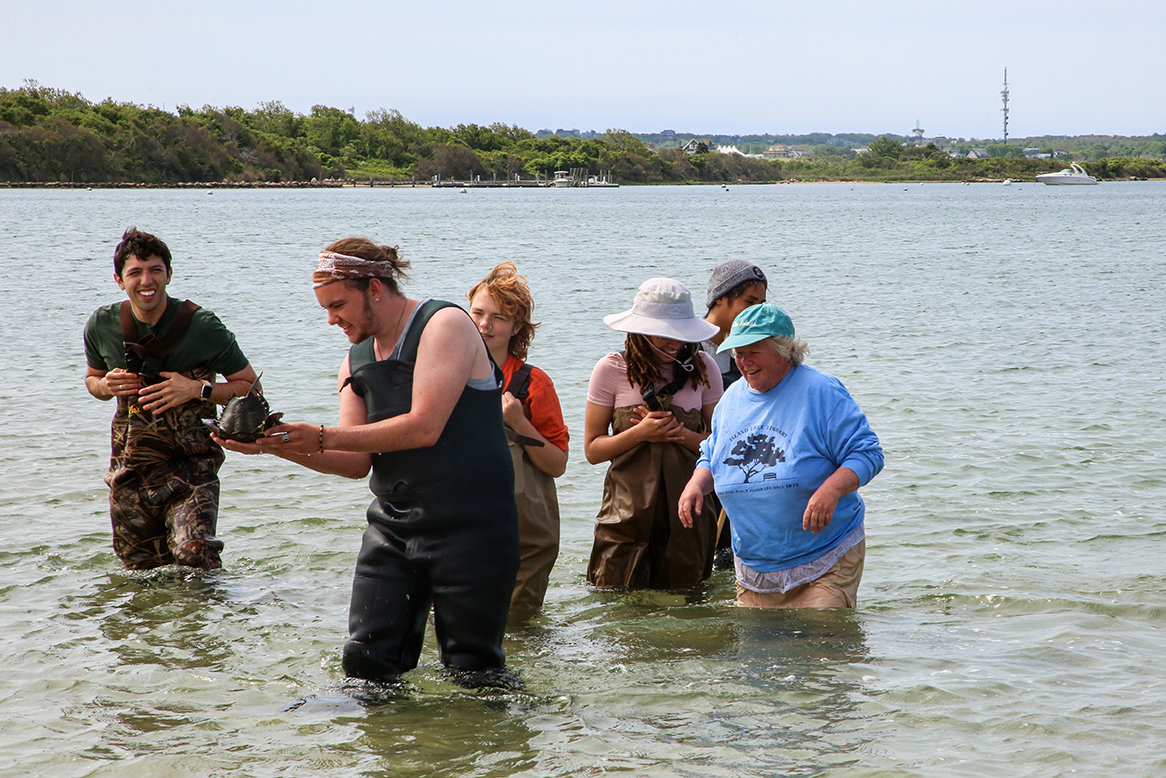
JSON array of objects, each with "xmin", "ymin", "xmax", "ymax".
[
  {"xmin": 698, "ymin": 259, "xmax": 768, "ymax": 568},
  {"xmin": 700, "ymin": 259, "xmax": 768, "ymax": 389}
]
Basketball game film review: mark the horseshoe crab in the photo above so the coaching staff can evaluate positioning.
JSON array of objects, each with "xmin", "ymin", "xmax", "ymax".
[{"xmin": 205, "ymin": 374, "xmax": 283, "ymax": 442}]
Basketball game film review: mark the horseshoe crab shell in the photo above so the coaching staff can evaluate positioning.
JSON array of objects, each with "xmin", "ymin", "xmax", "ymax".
[{"xmin": 205, "ymin": 374, "xmax": 283, "ymax": 443}]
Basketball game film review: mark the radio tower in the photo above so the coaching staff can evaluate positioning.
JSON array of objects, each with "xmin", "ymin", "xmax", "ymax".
[{"xmin": 1001, "ymin": 68, "xmax": 1010, "ymax": 144}]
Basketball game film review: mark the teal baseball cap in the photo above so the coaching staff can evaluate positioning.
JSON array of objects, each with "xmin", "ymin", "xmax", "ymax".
[{"xmin": 717, "ymin": 303, "xmax": 795, "ymax": 352}]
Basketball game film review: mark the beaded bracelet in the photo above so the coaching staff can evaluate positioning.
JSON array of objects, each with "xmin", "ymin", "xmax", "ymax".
[{"xmin": 318, "ymin": 424, "xmax": 325, "ymax": 452}]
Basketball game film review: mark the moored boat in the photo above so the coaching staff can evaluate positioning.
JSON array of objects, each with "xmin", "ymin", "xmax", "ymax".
[{"xmin": 1036, "ymin": 162, "xmax": 1098, "ymax": 186}]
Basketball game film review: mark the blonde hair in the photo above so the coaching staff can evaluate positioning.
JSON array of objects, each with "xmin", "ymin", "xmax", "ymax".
[{"xmin": 467, "ymin": 261, "xmax": 538, "ymax": 361}]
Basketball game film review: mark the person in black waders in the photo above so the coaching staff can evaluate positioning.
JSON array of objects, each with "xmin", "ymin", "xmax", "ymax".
[
  {"xmin": 84, "ymin": 227, "xmax": 262, "ymax": 570},
  {"xmin": 213, "ymin": 237, "xmax": 521, "ymax": 690}
]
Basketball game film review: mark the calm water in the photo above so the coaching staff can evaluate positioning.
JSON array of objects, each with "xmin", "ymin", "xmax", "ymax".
[{"xmin": 2, "ymin": 182, "xmax": 1164, "ymax": 777}]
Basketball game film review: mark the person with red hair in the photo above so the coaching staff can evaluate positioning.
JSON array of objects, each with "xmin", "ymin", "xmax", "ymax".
[{"xmin": 468, "ymin": 262, "xmax": 569, "ymax": 613}]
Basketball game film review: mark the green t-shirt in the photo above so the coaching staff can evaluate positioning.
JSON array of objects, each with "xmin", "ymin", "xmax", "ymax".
[{"xmin": 84, "ymin": 295, "xmax": 250, "ymax": 377}]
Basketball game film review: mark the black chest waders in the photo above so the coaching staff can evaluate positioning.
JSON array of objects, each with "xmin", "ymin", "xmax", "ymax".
[{"xmin": 339, "ymin": 300, "xmax": 520, "ymax": 682}]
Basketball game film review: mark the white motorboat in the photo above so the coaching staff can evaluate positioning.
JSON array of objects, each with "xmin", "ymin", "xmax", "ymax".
[
  {"xmin": 582, "ymin": 172, "xmax": 619, "ymax": 188},
  {"xmin": 1036, "ymin": 162, "xmax": 1098, "ymax": 185},
  {"xmin": 549, "ymin": 170, "xmax": 573, "ymax": 187}
]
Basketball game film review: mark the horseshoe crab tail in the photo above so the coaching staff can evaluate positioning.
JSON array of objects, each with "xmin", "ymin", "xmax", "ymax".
[{"xmin": 245, "ymin": 371, "xmax": 263, "ymax": 396}]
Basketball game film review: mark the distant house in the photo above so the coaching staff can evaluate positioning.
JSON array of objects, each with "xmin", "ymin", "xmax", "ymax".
[
  {"xmin": 964, "ymin": 149, "xmax": 989, "ymax": 159},
  {"xmin": 762, "ymin": 144, "xmax": 800, "ymax": 159},
  {"xmin": 682, "ymin": 139, "xmax": 710, "ymax": 155}
]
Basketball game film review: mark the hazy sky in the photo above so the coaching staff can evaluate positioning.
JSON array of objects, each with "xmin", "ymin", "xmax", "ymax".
[{"xmin": 4, "ymin": 1, "xmax": 1163, "ymax": 140}]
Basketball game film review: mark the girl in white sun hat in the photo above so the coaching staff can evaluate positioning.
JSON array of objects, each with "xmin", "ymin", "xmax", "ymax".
[{"xmin": 584, "ymin": 278, "xmax": 724, "ymax": 590}]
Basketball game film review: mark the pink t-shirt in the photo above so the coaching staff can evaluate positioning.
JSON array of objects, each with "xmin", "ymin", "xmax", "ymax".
[{"xmin": 586, "ymin": 352, "xmax": 724, "ymax": 411}]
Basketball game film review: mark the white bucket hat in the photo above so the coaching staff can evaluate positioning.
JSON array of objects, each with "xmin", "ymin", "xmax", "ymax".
[{"xmin": 603, "ymin": 278, "xmax": 720, "ymax": 343}]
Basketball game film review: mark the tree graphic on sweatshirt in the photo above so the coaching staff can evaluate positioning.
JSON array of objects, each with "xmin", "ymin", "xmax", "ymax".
[{"xmin": 723, "ymin": 432, "xmax": 785, "ymax": 483}]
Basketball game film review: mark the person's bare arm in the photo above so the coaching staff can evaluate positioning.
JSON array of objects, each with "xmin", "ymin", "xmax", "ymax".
[
  {"xmin": 252, "ymin": 307, "xmax": 485, "ymax": 460},
  {"xmin": 215, "ymin": 354, "xmax": 372, "ymax": 479},
  {"xmin": 139, "ymin": 364, "xmax": 261, "ymax": 414},
  {"xmin": 678, "ymin": 467, "xmax": 715, "ymax": 528},
  {"xmin": 583, "ymin": 402, "xmax": 685, "ymax": 464}
]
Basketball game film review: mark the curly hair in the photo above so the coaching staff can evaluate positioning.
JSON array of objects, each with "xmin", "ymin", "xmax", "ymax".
[
  {"xmin": 322, "ymin": 237, "xmax": 411, "ymax": 295},
  {"xmin": 114, "ymin": 227, "xmax": 172, "ymax": 277},
  {"xmin": 624, "ymin": 333, "xmax": 710, "ymax": 394},
  {"xmin": 467, "ymin": 261, "xmax": 539, "ymax": 361}
]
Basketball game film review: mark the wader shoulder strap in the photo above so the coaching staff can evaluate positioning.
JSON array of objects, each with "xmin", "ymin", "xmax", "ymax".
[
  {"xmin": 503, "ymin": 362, "xmax": 538, "ymax": 440},
  {"xmin": 504, "ymin": 363, "xmax": 534, "ymax": 407},
  {"xmin": 619, "ymin": 349, "xmax": 692, "ymax": 408},
  {"xmin": 341, "ymin": 300, "xmax": 454, "ymax": 395},
  {"xmin": 399, "ymin": 299, "xmax": 454, "ymax": 364},
  {"xmin": 655, "ymin": 367, "xmax": 692, "ymax": 399},
  {"xmin": 504, "ymin": 362, "xmax": 544, "ymax": 447},
  {"xmin": 120, "ymin": 299, "xmax": 200, "ymax": 359},
  {"xmin": 346, "ymin": 337, "xmax": 376, "ymax": 377}
]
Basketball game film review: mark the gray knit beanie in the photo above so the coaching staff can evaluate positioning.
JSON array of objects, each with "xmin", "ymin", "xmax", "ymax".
[{"xmin": 706, "ymin": 259, "xmax": 767, "ymax": 308}]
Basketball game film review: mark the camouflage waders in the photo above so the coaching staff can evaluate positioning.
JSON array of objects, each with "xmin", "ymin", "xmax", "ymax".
[{"xmin": 105, "ymin": 366, "xmax": 224, "ymax": 570}]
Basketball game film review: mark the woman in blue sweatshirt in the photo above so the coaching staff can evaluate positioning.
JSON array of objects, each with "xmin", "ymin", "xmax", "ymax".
[{"xmin": 678, "ymin": 304, "xmax": 883, "ymax": 608}]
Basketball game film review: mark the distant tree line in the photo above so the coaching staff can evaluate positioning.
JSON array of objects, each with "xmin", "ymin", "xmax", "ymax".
[
  {"xmin": 555, "ymin": 127, "xmax": 1166, "ymax": 162},
  {"xmin": 2, "ymin": 82, "xmax": 1163, "ymax": 185}
]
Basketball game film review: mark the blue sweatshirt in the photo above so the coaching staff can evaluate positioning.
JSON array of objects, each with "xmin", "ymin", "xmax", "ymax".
[{"xmin": 696, "ymin": 364, "xmax": 883, "ymax": 572}]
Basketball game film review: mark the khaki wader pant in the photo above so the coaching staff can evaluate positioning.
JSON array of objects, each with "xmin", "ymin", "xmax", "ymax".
[
  {"xmin": 587, "ymin": 405, "xmax": 716, "ymax": 590},
  {"xmin": 509, "ymin": 440, "xmax": 561, "ymax": 612}
]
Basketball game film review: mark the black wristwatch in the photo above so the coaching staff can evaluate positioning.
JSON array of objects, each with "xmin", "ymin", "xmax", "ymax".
[{"xmin": 200, "ymin": 380, "xmax": 214, "ymax": 400}]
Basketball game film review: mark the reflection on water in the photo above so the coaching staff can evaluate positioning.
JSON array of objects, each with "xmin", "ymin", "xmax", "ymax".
[
  {"xmin": 342, "ymin": 692, "xmax": 546, "ymax": 778},
  {"xmin": 78, "ymin": 570, "xmax": 239, "ymax": 672},
  {"xmin": 51, "ymin": 565, "xmax": 875, "ymax": 777}
]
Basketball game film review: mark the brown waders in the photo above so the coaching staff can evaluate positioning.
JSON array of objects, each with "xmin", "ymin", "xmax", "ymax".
[
  {"xmin": 508, "ymin": 440, "xmax": 560, "ymax": 612},
  {"xmin": 587, "ymin": 405, "xmax": 717, "ymax": 590}
]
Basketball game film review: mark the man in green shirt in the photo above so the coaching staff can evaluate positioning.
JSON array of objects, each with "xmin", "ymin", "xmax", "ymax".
[{"xmin": 84, "ymin": 228, "xmax": 260, "ymax": 570}]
